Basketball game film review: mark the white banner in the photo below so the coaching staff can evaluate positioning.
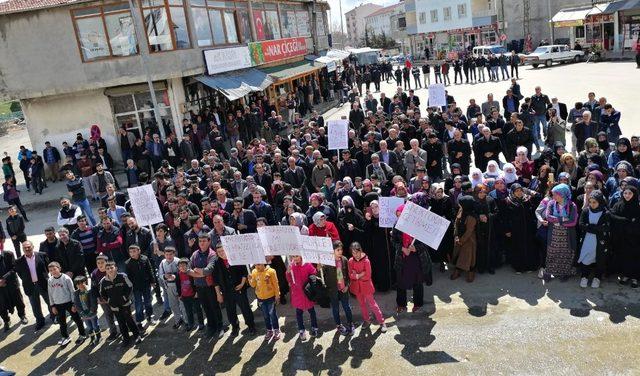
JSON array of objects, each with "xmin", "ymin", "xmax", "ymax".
[
  {"xmin": 257, "ymin": 226, "xmax": 301, "ymax": 256},
  {"xmin": 394, "ymin": 201, "xmax": 450, "ymax": 250},
  {"xmin": 127, "ymin": 184, "xmax": 163, "ymax": 227},
  {"xmin": 220, "ymin": 234, "xmax": 267, "ymax": 266},
  {"xmin": 428, "ymin": 83, "xmax": 447, "ymax": 107},
  {"xmin": 327, "ymin": 119, "xmax": 349, "ymax": 150},
  {"xmin": 378, "ymin": 197, "xmax": 405, "ymax": 228},
  {"xmin": 299, "ymin": 235, "xmax": 335, "ymax": 266},
  {"xmin": 204, "ymin": 46, "xmax": 252, "ymax": 75}
]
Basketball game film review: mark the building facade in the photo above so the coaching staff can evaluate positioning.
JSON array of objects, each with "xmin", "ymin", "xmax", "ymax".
[
  {"xmin": 345, "ymin": 3, "xmax": 383, "ymax": 47},
  {"xmin": 0, "ymin": 0, "xmax": 331, "ymax": 162}
]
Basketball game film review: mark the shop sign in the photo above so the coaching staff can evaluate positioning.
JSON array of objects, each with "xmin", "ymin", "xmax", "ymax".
[
  {"xmin": 554, "ymin": 19, "xmax": 584, "ymax": 27},
  {"xmin": 204, "ymin": 46, "xmax": 252, "ymax": 75},
  {"xmin": 248, "ymin": 37, "xmax": 307, "ymax": 65}
]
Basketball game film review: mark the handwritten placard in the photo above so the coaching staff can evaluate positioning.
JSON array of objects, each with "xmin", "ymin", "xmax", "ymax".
[
  {"xmin": 257, "ymin": 226, "xmax": 301, "ymax": 256},
  {"xmin": 300, "ymin": 235, "xmax": 335, "ymax": 266},
  {"xmin": 220, "ymin": 233, "xmax": 267, "ymax": 266},
  {"xmin": 327, "ymin": 119, "xmax": 349, "ymax": 150},
  {"xmin": 394, "ymin": 201, "xmax": 450, "ymax": 249},
  {"xmin": 428, "ymin": 83, "xmax": 446, "ymax": 107},
  {"xmin": 378, "ymin": 197, "xmax": 405, "ymax": 228},
  {"xmin": 127, "ymin": 184, "xmax": 163, "ymax": 226}
]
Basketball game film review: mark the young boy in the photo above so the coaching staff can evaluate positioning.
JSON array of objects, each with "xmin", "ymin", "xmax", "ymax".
[
  {"xmin": 73, "ymin": 275, "xmax": 100, "ymax": 344},
  {"xmin": 91, "ymin": 254, "xmax": 118, "ymax": 339},
  {"xmin": 99, "ymin": 261, "xmax": 143, "ymax": 346},
  {"xmin": 248, "ymin": 263, "xmax": 281, "ymax": 341},
  {"xmin": 125, "ymin": 245, "xmax": 156, "ymax": 329},
  {"xmin": 158, "ymin": 247, "xmax": 184, "ymax": 329},
  {"xmin": 176, "ymin": 258, "xmax": 204, "ymax": 331},
  {"xmin": 47, "ymin": 262, "xmax": 87, "ymax": 346},
  {"xmin": 321, "ymin": 241, "xmax": 354, "ymax": 335}
]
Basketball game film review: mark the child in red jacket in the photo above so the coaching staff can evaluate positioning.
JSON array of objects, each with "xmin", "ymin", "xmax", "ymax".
[
  {"xmin": 286, "ymin": 255, "xmax": 318, "ymax": 340},
  {"xmin": 348, "ymin": 242, "xmax": 386, "ymax": 332}
]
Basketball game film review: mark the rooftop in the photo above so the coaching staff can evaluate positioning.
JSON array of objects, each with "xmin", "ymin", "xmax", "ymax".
[{"xmin": 365, "ymin": 2, "xmax": 402, "ymax": 18}]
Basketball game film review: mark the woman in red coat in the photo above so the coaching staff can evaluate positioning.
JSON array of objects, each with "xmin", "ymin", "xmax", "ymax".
[
  {"xmin": 348, "ymin": 242, "xmax": 386, "ymax": 332},
  {"xmin": 308, "ymin": 212, "xmax": 340, "ymax": 242}
]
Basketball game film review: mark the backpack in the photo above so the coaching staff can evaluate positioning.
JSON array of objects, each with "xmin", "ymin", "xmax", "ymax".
[{"xmin": 303, "ymin": 275, "xmax": 330, "ymax": 308}]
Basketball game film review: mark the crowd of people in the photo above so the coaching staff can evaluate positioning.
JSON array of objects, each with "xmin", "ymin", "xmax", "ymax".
[{"xmin": 0, "ymin": 59, "xmax": 636, "ymax": 352}]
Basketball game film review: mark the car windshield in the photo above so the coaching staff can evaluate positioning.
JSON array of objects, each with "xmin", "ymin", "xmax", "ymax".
[
  {"xmin": 533, "ymin": 47, "xmax": 549, "ymax": 54},
  {"xmin": 490, "ymin": 46, "xmax": 507, "ymax": 54}
]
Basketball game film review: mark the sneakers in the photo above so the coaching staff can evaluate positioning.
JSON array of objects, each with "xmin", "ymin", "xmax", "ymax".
[
  {"xmin": 147, "ymin": 317, "xmax": 158, "ymax": 325},
  {"xmin": 75, "ymin": 335, "xmax": 87, "ymax": 345},
  {"xmin": 348, "ymin": 323, "xmax": 355, "ymax": 335},
  {"xmin": 580, "ymin": 277, "xmax": 588, "ymax": 288},
  {"xmin": 264, "ymin": 330, "xmax": 273, "ymax": 341},
  {"xmin": 337, "ymin": 324, "xmax": 347, "ymax": 335},
  {"xmin": 310, "ymin": 327, "xmax": 318, "ymax": 337},
  {"xmin": 271, "ymin": 329, "xmax": 281, "ymax": 341},
  {"xmin": 396, "ymin": 306, "xmax": 406, "ymax": 314},
  {"xmin": 34, "ymin": 322, "xmax": 45, "ymax": 332},
  {"xmin": 58, "ymin": 337, "xmax": 71, "ymax": 346},
  {"xmin": 379, "ymin": 323, "xmax": 387, "ymax": 333},
  {"xmin": 298, "ymin": 330, "xmax": 307, "ymax": 341},
  {"xmin": 591, "ymin": 278, "xmax": 601, "ymax": 288},
  {"xmin": 538, "ymin": 268, "xmax": 545, "ymax": 279},
  {"xmin": 412, "ymin": 305, "xmax": 421, "ymax": 313},
  {"xmin": 89, "ymin": 335, "xmax": 96, "ymax": 345},
  {"xmin": 19, "ymin": 316, "xmax": 28, "ymax": 325},
  {"xmin": 134, "ymin": 336, "xmax": 143, "ymax": 344}
]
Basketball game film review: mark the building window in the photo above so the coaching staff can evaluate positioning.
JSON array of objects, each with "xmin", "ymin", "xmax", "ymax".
[
  {"xmin": 443, "ymin": 7, "xmax": 451, "ymax": 21},
  {"xmin": 457, "ymin": 4, "xmax": 467, "ymax": 18},
  {"xmin": 419, "ymin": 12, "xmax": 426, "ymax": 24},
  {"xmin": 110, "ymin": 90, "xmax": 173, "ymax": 139},
  {"xmin": 430, "ymin": 9, "xmax": 438, "ymax": 22},
  {"xmin": 140, "ymin": 0, "xmax": 191, "ymax": 52},
  {"xmin": 72, "ymin": 4, "xmax": 138, "ymax": 62},
  {"xmin": 190, "ymin": 0, "xmax": 247, "ymax": 47},
  {"xmin": 398, "ymin": 16, "xmax": 406, "ymax": 28},
  {"xmin": 253, "ymin": 2, "xmax": 288, "ymax": 41},
  {"xmin": 575, "ymin": 25, "xmax": 585, "ymax": 38}
]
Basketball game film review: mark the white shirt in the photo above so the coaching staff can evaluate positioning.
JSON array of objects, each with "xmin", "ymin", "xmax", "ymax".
[{"xmin": 25, "ymin": 254, "xmax": 37, "ymax": 283}]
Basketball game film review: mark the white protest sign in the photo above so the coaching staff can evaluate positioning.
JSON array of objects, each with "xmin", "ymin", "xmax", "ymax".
[
  {"xmin": 394, "ymin": 201, "xmax": 451, "ymax": 250},
  {"xmin": 220, "ymin": 234, "xmax": 267, "ymax": 266},
  {"xmin": 378, "ymin": 197, "xmax": 405, "ymax": 228},
  {"xmin": 428, "ymin": 83, "xmax": 447, "ymax": 107},
  {"xmin": 300, "ymin": 235, "xmax": 335, "ymax": 266},
  {"xmin": 327, "ymin": 119, "xmax": 349, "ymax": 150},
  {"xmin": 127, "ymin": 184, "xmax": 163, "ymax": 226},
  {"xmin": 257, "ymin": 226, "xmax": 301, "ymax": 256}
]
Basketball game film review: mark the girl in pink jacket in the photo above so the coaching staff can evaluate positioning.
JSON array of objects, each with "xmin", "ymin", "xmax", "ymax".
[
  {"xmin": 286, "ymin": 255, "xmax": 318, "ymax": 340},
  {"xmin": 348, "ymin": 242, "xmax": 387, "ymax": 332}
]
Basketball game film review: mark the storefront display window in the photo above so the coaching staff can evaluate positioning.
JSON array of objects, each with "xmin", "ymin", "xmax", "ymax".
[{"xmin": 72, "ymin": 4, "xmax": 138, "ymax": 62}]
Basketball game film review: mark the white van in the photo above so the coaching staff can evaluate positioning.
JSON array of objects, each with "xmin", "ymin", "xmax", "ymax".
[{"xmin": 472, "ymin": 45, "xmax": 512, "ymax": 58}]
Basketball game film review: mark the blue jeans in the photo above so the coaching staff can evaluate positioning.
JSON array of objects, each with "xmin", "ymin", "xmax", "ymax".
[
  {"xmin": 532, "ymin": 115, "xmax": 547, "ymax": 148},
  {"xmin": 27, "ymin": 284, "xmax": 50, "ymax": 324},
  {"xmin": 259, "ymin": 297, "xmax": 279, "ymax": 331},
  {"xmin": 133, "ymin": 287, "xmax": 154, "ymax": 323},
  {"xmin": 295, "ymin": 307, "xmax": 318, "ymax": 331},
  {"xmin": 491, "ymin": 66, "xmax": 499, "ymax": 80},
  {"xmin": 74, "ymin": 198, "xmax": 96, "ymax": 226},
  {"xmin": 330, "ymin": 290, "xmax": 353, "ymax": 326},
  {"xmin": 83, "ymin": 316, "xmax": 100, "ymax": 334}
]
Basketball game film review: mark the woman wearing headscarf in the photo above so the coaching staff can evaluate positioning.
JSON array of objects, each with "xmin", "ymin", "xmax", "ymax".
[
  {"xmin": 558, "ymin": 153, "xmax": 582, "ymax": 188},
  {"xmin": 392, "ymin": 204, "xmax": 432, "ymax": 312},
  {"xmin": 529, "ymin": 164, "xmax": 554, "ymax": 196},
  {"xmin": 289, "ymin": 212, "xmax": 309, "ymax": 235},
  {"xmin": 469, "ymin": 168, "xmax": 484, "ymax": 188},
  {"xmin": 357, "ymin": 179, "xmax": 381, "ymax": 209},
  {"xmin": 577, "ymin": 190, "xmax": 610, "ymax": 288},
  {"xmin": 577, "ymin": 138, "xmax": 602, "ymax": 170},
  {"xmin": 513, "ymin": 146, "xmax": 535, "ymax": 186},
  {"xmin": 484, "ymin": 160, "xmax": 502, "ymax": 180},
  {"xmin": 308, "ymin": 212, "xmax": 341, "ymax": 242},
  {"xmin": 430, "ymin": 183, "xmax": 455, "ymax": 272},
  {"xmin": 534, "ymin": 145, "xmax": 559, "ymax": 174},
  {"xmin": 544, "ymin": 183, "xmax": 578, "ymax": 281},
  {"xmin": 451, "ymin": 196, "xmax": 478, "ymax": 282},
  {"xmin": 489, "ymin": 177, "xmax": 510, "ymax": 267},
  {"xmin": 609, "ymin": 186, "xmax": 640, "ymax": 287},
  {"xmin": 444, "ymin": 163, "xmax": 463, "ymax": 192},
  {"xmin": 449, "ymin": 176, "xmax": 464, "ymax": 206},
  {"xmin": 607, "ymin": 137, "xmax": 634, "ymax": 172},
  {"xmin": 337, "ymin": 196, "xmax": 365, "ymax": 250},
  {"xmin": 363, "ymin": 201, "xmax": 395, "ymax": 291},
  {"xmin": 505, "ymin": 183, "xmax": 539, "ymax": 273},
  {"xmin": 305, "ymin": 193, "xmax": 337, "ymax": 225},
  {"xmin": 473, "ymin": 184, "xmax": 498, "ymax": 274},
  {"xmin": 500, "ymin": 162, "xmax": 517, "ymax": 185}
]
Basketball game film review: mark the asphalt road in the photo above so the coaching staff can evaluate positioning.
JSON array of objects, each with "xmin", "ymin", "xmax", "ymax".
[{"xmin": 2, "ymin": 61, "xmax": 640, "ymax": 375}]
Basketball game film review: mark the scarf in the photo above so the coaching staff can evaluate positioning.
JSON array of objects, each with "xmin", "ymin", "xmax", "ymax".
[
  {"xmin": 501, "ymin": 163, "xmax": 517, "ymax": 185},
  {"xmin": 551, "ymin": 183, "xmax": 572, "ymax": 218}
]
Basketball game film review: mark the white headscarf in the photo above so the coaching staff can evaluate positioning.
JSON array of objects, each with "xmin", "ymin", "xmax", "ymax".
[
  {"xmin": 470, "ymin": 167, "xmax": 484, "ymax": 188},
  {"xmin": 484, "ymin": 160, "xmax": 502, "ymax": 179},
  {"xmin": 500, "ymin": 163, "xmax": 518, "ymax": 184}
]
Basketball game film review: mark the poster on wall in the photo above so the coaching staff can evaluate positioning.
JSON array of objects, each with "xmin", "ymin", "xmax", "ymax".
[
  {"xmin": 296, "ymin": 11, "xmax": 310, "ymax": 37},
  {"xmin": 316, "ymin": 13, "xmax": 325, "ymax": 36},
  {"xmin": 265, "ymin": 10, "xmax": 281, "ymax": 40},
  {"xmin": 204, "ymin": 46, "xmax": 252, "ymax": 75},
  {"xmin": 248, "ymin": 37, "xmax": 307, "ymax": 66},
  {"xmin": 253, "ymin": 10, "xmax": 265, "ymax": 40}
]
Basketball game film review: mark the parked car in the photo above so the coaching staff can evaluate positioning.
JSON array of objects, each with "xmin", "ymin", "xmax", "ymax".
[
  {"xmin": 472, "ymin": 45, "xmax": 512, "ymax": 58},
  {"xmin": 522, "ymin": 44, "xmax": 584, "ymax": 68}
]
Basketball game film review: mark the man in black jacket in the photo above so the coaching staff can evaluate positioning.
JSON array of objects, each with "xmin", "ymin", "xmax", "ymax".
[
  {"xmin": 506, "ymin": 119, "xmax": 534, "ymax": 161},
  {"xmin": 214, "ymin": 243, "xmax": 255, "ymax": 337},
  {"xmin": 0, "ymin": 249, "xmax": 28, "ymax": 331},
  {"xmin": 52, "ymin": 227, "xmax": 85, "ymax": 278},
  {"xmin": 124, "ymin": 217, "xmax": 153, "ymax": 258},
  {"xmin": 6, "ymin": 206, "xmax": 27, "ymax": 258},
  {"xmin": 283, "ymin": 157, "xmax": 306, "ymax": 189},
  {"xmin": 348, "ymin": 102, "xmax": 365, "ymax": 129},
  {"xmin": 99, "ymin": 261, "xmax": 143, "ymax": 346},
  {"xmin": 15, "ymin": 240, "xmax": 51, "ymax": 330},
  {"xmin": 125, "ymin": 245, "xmax": 156, "ymax": 327},
  {"xmin": 249, "ymin": 192, "xmax": 276, "ymax": 225},
  {"xmin": 447, "ymin": 130, "xmax": 472, "ymax": 175},
  {"xmin": 230, "ymin": 197, "xmax": 257, "ymax": 234},
  {"xmin": 474, "ymin": 127, "xmax": 503, "ymax": 171}
]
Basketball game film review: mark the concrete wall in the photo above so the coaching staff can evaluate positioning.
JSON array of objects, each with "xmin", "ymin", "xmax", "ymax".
[{"xmin": 21, "ymin": 90, "xmax": 120, "ymax": 162}]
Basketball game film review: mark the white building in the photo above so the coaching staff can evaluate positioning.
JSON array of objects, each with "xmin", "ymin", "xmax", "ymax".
[
  {"xmin": 345, "ymin": 3, "xmax": 384, "ymax": 47},
  {"xmin": 365, "ymin": 3, "xmax": 405, "ymax": 37}
]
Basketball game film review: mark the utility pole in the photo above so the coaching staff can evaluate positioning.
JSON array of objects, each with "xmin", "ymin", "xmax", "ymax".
[
  {"xmin": 127, "ymin": 0, "xmax": 164, "ymax": 137},
  {"xmin": 547, "ymin": 0, "xmax": 554, "ymax": 43},
  {"xmin": 339, "ymin": 0, "xmax": 344, "ymax": 35}
]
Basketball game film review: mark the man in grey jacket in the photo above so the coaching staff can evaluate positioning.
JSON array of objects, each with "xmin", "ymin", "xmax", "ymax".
[
  {"xmin": 404, "ymin": 139, "xmax": 428, "ymax": 181},
  {"xmin": 481, "ymin": 93, "xmax": 501, "ymax": 118}
]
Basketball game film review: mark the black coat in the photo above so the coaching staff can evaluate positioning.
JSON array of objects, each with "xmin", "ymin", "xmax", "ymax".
[
  {"xmin": 473, "ymin": 136, "xmax": 502, "ymax": 171},
  {"xmin": 125, "ymin": 255, "xmax": 155, "ymax": 290},
  {"xmin": 577, "ymin": 209, "xmax": 610, "ymax": 268},
  {"xmin": 14, "ymin": 252, "xmax": 50, "ymax": 296},
  {"xmin": 213, "ymin": 259, "xmax": 248, "ymax": 293},
  {"xmin": 125, "ymin": 227, "xmax": 153, "ymax": 258},
  {"xmin": 52, "ymin": 239, "xmax": 85, "ymax": 277}
]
